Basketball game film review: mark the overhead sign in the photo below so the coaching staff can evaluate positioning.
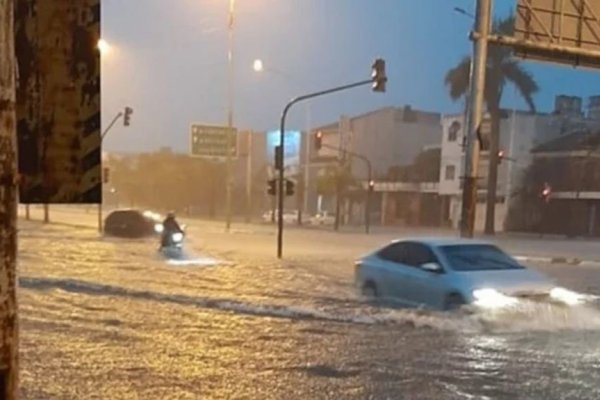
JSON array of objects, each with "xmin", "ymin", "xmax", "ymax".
[
  {"xmin": 15, "ymin": 0, "xmax": 102, "ymax": 203},
  {"xmin": 514, "ymin": 0, "xmax": 600, "ymax": 69},
  {"xmin": 266, "ymin": 130, "xmax": 301, "ymax": 172},
  {"xmin": 190, "ymin": 124, "xmax": 238, "ymax": 159}
]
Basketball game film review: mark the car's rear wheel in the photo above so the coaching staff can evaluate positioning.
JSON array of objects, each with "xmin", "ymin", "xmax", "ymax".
[
  {"xmin": 361, "ymin": 281, "xmax": 378, "ymax": 299},
  {"xmin": 444, "ymin": 293, "xmax": 465, "ymax": 311}
]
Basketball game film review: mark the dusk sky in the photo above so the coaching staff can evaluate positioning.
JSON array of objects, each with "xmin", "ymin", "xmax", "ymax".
[{"xmin": 101, "ymin": 0, "xmax": 600, "ymax": 153}]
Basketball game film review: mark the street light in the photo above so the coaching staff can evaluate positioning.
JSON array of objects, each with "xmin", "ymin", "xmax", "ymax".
[
  {"xmin": 97, "ymin": 38, "xmax": 111, "ymax": 56},
  {"xmin": 253, "ymin": 59, "xmax": 313, "ymax": 223},
  {"xmin": 253, "ymin": 59, "xmax": 264, "ymax": 72}
]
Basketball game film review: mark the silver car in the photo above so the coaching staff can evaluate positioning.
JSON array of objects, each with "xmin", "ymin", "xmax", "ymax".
[{"xmin": 354, "ymin": 238, "xmax": 584, "ymax": 310}]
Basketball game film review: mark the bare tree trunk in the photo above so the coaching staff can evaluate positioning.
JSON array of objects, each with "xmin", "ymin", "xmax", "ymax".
[
  {"xmin": 484, "ymin": 109, "xmax": 501, "ymax": 235},
  {"xmin": 0, "ymin": 0, "xmax": 20, "ymax": 397}
]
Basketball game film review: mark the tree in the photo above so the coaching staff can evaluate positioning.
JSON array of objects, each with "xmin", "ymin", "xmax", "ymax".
[
  {"xmin": 444, "ymin": 15, "xmax": 539, "ymax": 234},
  {"xmin": 0, "ymin": 1, "xmax": 19, "ymax": 396},
  {"xmin": 316, "ymin": 164, "xmax": 357, "ymax": 229}
]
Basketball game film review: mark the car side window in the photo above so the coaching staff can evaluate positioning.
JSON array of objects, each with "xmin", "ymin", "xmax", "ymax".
[
  {"xmin": 377, "ymin": 243, "xmax": 408, "ymax": 264},
  {"xmin": 403, "ymin": 243, "xmax": 438, "ymax": 267}
]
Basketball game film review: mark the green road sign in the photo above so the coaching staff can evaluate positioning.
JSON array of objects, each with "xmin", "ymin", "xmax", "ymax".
[{"xmin": 190, "ymin": 124, "xmax": 238, "ymax": 159}]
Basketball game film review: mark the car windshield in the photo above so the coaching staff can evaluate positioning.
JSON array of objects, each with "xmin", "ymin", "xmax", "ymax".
[{"xmin": 440, "ymin": 244, "xmax": 524, "ymax": 271}]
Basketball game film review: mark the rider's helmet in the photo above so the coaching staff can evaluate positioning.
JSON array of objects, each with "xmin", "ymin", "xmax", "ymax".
[{"xmin": 167, "ymin": 211, "xmax": 176, "ymax": 219}]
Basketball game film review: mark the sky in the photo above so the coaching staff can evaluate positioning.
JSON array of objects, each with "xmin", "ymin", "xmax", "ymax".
[{"xmin": 101, "ymin": 0, "xmax": 600, "ymax": 153}]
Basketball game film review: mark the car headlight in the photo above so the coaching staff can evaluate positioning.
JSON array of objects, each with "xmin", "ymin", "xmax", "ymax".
[
  {"xmin": 171, "ymin": 232, "xmax": 184, "ymax": 242},
  {"xmin": 154, "ymin": 223, "xmax": 164, "ymax": 233},
  {"xmin": 472, "ymin": 288, "xmax": 518, "ymax": 309},
  {"xmin": 550, "ymin": 287, "xmax": 584, "ymax": 306}
]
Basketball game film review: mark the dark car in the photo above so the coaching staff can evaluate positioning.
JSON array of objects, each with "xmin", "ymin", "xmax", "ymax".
[{"xmin": 104, "ymin": 209, "xmax": 163, "ymax": 238}]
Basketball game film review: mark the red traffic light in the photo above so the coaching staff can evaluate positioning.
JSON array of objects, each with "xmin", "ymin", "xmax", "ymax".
[
  {"xmin": 541, "ymin": 182, "xmax": 552, "ymax": 202},
  {"xmin": 314, "ymin": 131, "xmax": 323, "ymax": 151}
]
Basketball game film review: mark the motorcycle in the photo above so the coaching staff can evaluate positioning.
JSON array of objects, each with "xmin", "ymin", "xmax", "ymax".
[{"xmin": 159, "ymin": 225, "xmax": 186, "ymax": 259}]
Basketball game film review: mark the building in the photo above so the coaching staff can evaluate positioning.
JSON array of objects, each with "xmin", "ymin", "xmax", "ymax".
[
  {"xmin": 440, "ymin": 95, "xmax": 600, "ymax": 232},
  {"xmin": 309, "ymin": 106, "xmax": 442, "ymax": 223},
  {"xmin": 507, "ymin": 130, "xmax": 600, "ymax": 236}
]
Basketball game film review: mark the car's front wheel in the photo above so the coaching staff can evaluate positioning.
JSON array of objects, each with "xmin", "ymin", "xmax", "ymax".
[
  {"xmin": 361, "ymin": 281, "xmax": 378, "ymax": 299},
  {"xmin": 444, "ymin": 293, "xmax": 466, "ymax": 311}
]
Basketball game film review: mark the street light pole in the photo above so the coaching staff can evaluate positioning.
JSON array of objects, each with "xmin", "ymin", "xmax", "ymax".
[
  {"xmin": 252, "ymin": 60, "xmax": 312, "ymax": 222},
  {"xmin": 225, "ymin": 0, "xmax": 236, "ymax": 232}
]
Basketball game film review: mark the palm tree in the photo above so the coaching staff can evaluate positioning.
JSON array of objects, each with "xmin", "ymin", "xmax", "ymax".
[{"xmin": 444, "ymin": 15, "xmax": 539, "ymax": 234}]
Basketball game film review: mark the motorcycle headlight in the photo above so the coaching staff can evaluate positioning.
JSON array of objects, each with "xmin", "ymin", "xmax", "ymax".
[
  {"xmin": 550, "ymin": 287, "xmax": 584, "ymax": 306},
  {"xmin": 171, "ymin": 232, "xmax": 184, "ymax": 242},
  {"xmin": 154, "ymin": 223, "xmax": 164, "ymax": 233},
  {"xmin": 473, "ymin": 288, "xmax": 518, "ymax": 309}
]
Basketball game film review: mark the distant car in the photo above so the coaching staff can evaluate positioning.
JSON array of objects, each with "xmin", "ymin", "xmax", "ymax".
[
  {"xmin": 309, "ymin": 211, "xmax": 335, "ymax": 226},
  {"xmin": 261, "ymin": 210, "xmax": 298, "ymax": 224},
  {"xmin": 104, "ymin": 209, "xmax": 164, "ymax": 238},
  {"xmin": 354, "ymin": 238, "xmax": 584, "ymax": 310}
]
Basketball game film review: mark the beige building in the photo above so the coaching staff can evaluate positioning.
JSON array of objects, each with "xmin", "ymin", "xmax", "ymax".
[{"xmin": 440, "ymin": 95, "xmax": 600, "ymax": 232}]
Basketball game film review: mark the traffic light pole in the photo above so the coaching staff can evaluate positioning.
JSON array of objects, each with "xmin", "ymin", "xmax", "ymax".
[
  {"xmin": 319, "ymin": 142, "xmax": 372, "ymax": 234},
  {"xmin": 99, "ymin": 110, "xmax": 128, "ymax": 233},
  {"xmin": 277, "ymin": 79, "xmax": 372, "ymax": 258}
]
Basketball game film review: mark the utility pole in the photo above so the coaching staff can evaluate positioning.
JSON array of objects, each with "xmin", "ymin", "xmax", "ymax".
[
  {"xmin": 0, "ymin": 1, "xmax": 20, "ymax": 397},
  {"xmin": 303, "ymin": 105, "xmax": 312, "ymax": 219},
  {"xmin": 245, "ymin": 131, "xmax": 252, "ymax": 223},
  {"xmin": 224, "ymin": 0, "xmax": 236, "ymax": 232},
  {"xmin": 460, "ymin": 0, "xmax": 492, "ymax": 238}
]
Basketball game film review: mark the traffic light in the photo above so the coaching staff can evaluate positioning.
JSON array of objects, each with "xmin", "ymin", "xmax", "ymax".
[
  {"xmin": 267, "ymin": 179, "xmax": 277, "ymax": 196},
  {"xmin": 541, "ymin": 182, "xmax": 552, "ymax": 203},
  {"xmin": 102, "ymin": 167, "xmax": 110, "ymax": 184},
  {"xmin": 371, "ymin": 58, "xmax": 387, "ymax": 93},
  {"xmin": 314, "ymin": 131, "xmax": 323, "ymax": 151},
  {"xmin": 497, "ymin": 150, "xmax": 505, "ymax": 164},
  {"xmin": 285, "ymin": 179, "xmax": 295, "ymax": 196},
  {"xmin": 123, "ymin": 106, "xmax": 133, "ymax": 126},
  {"xmin": 274, "ymin": 145, "xmax": 283, "ymax": 170},
  {"xmin": 368, "ymin": 180, "xmax": 375, "ymax": 191}
]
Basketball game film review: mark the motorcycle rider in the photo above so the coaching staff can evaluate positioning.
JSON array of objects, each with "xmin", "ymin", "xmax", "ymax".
[{"xmin": 160, "ymin": 211, "xmax": 183, "ymax": 248}]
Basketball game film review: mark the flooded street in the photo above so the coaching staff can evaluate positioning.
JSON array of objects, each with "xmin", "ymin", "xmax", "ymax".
[{"xmin": 17, "ymin": 219, "xmax": 600, "ymax": 399}]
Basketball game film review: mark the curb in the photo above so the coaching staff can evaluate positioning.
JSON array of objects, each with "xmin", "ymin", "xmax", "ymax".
[{"xmin": 515, "ymin": 255, "xmax": 600, "ymax": 267}]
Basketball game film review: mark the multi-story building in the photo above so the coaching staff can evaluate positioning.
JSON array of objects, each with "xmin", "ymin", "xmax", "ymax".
[
  {"xmin": 309, "ymin": 105, "xmax": 442, "ymax": 221},
  {"xmin": 440, "ymin": 95, "xmax": 600, "ymax": 232}
]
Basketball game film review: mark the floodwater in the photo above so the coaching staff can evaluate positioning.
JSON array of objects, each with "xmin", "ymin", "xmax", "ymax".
[{"xmin": 18, "ymin": 220, "xmax": 600, "ymax": 399}]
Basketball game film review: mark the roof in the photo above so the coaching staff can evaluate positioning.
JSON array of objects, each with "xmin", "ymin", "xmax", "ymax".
[
  {"xmin": 314, "ymin": 105, "xmax": 441, "ymax": 132},
  {"xmin": 389, "ymin": 237, "xmax": 493, "ymax": 247},
  {"xmin": 532, "ymin": 130, "xmax": 600, "ymax": 153}
]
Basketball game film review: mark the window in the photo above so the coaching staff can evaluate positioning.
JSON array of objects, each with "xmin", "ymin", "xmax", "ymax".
[
  {"xmin": 440, "ymin": 244, "xmax": 524, "ymax": 271},
  {"xmin": 377, "ymin": 243, "xmax": 408, "ymax": 264},
  {"xmin": 403, "ymin": 243, "xmax": 439, "ymax": 267},
  {"xmin": 378, "ymin": 242, "xmax": 439, "ymax": 268},
  {"xmin": 448, "ymin": 121, "xmax": 460, "ymax": 142},
  {"xmin": 445, "ymin": 165, "xmax": 456, "ymax": 180}
]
